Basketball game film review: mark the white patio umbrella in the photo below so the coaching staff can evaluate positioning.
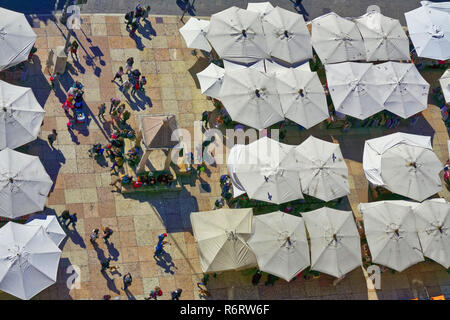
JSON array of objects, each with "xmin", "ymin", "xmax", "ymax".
[
  {"xmin": 227, "ymin": 136, "xmax": 303, "ymax": 204},
  {"xmin": 262, "ymin": 6, "xmax": 312, "ymax": 64},
  {"xmin": 439, "ymin": 69, "xmax": 450, "ymax": 103},
  {"xmin": 302, "ymin": 208, "xmax": 362, "ymax": 278},
  {"xmin": 227, "ymin": 144, "xmax": 249, "ymax": 198},
  {"xmin": 222, "ymin": 59, "xmax": 266, "ymax": 72},
  {"xmin": 405, "ymin": 3, "xmax": 450, "ymax": 60},
  {"xmin": 0, "ymin": 148, "xmax": 53, "ymax": 219},
  {"xmin": 190, "ymin": 208, "xmax": 257, "ymax": 273},
  {"xmin": 325, "ymin": 62, "xmax": 390, "ymax": 119},
  {"xmin": 275, "ymin": 68, "xmax": 328, "ymax": 128},
  {"xmin": 196, "ymin": 63, "xmax": 225, "ymax": 99},
  {"xmin": 264, "ymin": 59, "xmax": 311, "ymax": 75},
  {"xmin": 359, "ymin": 201, "xmax": 424, "ymax": 272},
  {"xmin": 206, "ymin": 6, "xmax": 270, "ymax": 64},
  {"xmin": 295, "ymin": 136, "xmax": 350, "ymax": 201},
  {"xmin": 246, "ymin": 2, "xmax": 274, "ymax": 17},
  {"xmin": 0, "ymin": 222, "xmax": 62, "ymax": 300},
  {"xmin": 373, "ymin": 62, "xmax": 429, "ymax": 119},
  {"xmin": 218, "ymin": 68, "xmax": 284, "ymax": 129},
  {"xmin": 311, "ymin": 12, "xmax": 366, "ymax": 64},
  {"xmin": 179, "ymin": 17, "xmax": 212, "ymax": 51},
  {"xmin": 413, "ymin": 200, "xmax": 450, "ymax": 269},
  {"xmin": 0, "ymin": 8, "xmax": 37, "ymax": 71},
  {"xmin": 0, "ymin": 80, "xmax": 45, "ymax": 150},
  {"xmin": 26, "ymin": 215, "xmax": 66, "ymax": 247},
  {"xmin": 248, "ymin": 211, "xmax": 310, "ymax": 281},
  {"xmin": 354, "ymin": 11, "xmax": 410, "ymax": 62}
]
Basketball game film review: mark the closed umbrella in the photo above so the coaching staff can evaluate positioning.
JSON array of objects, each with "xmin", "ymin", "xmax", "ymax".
[
  {"xmin": 179, "ymin": 17, "xmax": 211, "ymax": 51},
  {"xmin": 26, "ymin": 215, "xmax": 66, "ymax": 247},
  {"xmin": 246, "ymin": 2, "xmax": 274, "ymax": 17},
  {"xmin": 196, "ymin": 63, "xmax": 225, "ymax": 99},
  {"xmin": 373, "ymin": 62, "xmax": 429, "ymax": 119},
  {"xmin": 325, "ymin": 62, "xmax": 390, "ymax": 119},
  {"xmin": 248, "ymin": 211, "xmax": 310, "ymax": 281},
  {"xmin": 0, "ymin": 80, "xmax": 45, "ymax": 150},
  {"xmin": 359, "ymin": 201, "xmax": 424, "ymax": 272},
  {"xmin": 302, "ymin": 208, "xmax": 362, "ymax": 278},
  {"xmin": 295, "ymin": 136, "xmax": 350, "ymax": 201},
  {"xmin": 311, "ymin": 12, "xmax": 366, "ymax": 64},
  {"xmin": 190, "ymin": 208, "xmax": 257, "ymax": 273},
  {"xmin": 206, "ymin": 6, "xmax": 270, "ymax": 64},
  {"xmin": 354, "ymin": 11, "xmax": 410, "ymax": 61},
  {"xmin": 405, "ymin": 3, "xmax": 450, "ymax": 60},
  {"xmin": 413, "ymin": 200, "xmax": 450, "ymax": 269},
  {"xmin": 0, "ymin": 8, "xmax": 37, "ymax": 71},
  {"xmin": 439, "ymin": 69, "xmax": 450, "ymax": 103},
  {"xmin": 275, "ymin": 68, "xmax": 328, "ymax": 128},
  {"xmin": 227, "ymin": 136, "xmax": 303, "ymax": 204},
  {"xmin": 262, "ymin": 6, "xmax": 312, "ymax": 64},
  {"xmin": 0, "ymin": 222, "xmax": 62, "ymax": 300},
  {"xmin": 219, "ymin": 68, "xmax": 284, "ymax": 129},
  {"xmin": 0, "ymin": 148, "xmax": 53, "ymax": 219}
]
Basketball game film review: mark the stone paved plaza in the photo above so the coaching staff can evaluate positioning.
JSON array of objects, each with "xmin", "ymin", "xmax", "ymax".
[{"xmin": 0, "ymin": 12, "xmax": 449, "ymax": 300}]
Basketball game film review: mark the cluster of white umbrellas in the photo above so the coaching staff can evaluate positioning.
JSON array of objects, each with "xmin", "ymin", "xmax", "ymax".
[
  {"xmin": 191, "ymin": 207, "xmax": 362, "ymax": 281},
  {"xmin": 359, "ymin": 199, "xmax": 449, "ymax": 271},
  {"xmin": 326, "ymin": 61, "xmax": 429, "ymax": 120},
  {"xmin": 363, "ymin": 132, "xmax": 443, "ymax": 202},
  {"xmin": 227, "ymin": 136, "xmax": 349, "ymax": 204}
]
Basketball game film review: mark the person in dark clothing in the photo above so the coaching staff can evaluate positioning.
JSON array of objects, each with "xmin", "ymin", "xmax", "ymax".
[
  {"xmin": 122, "ymin": 273, "xmax": 132, "ymax": 290},
  {"xmin": 47, "ymin": 129, "xmax": 58, "ymax": 149},
  {"xmin": 125, "ymin": 11, "xmax": 134, "ymax": 28},
  {"xmin": 58, "ymin": 210, "xmax": 71, "ymax": 225},
  {"xmin": 66, "ymin": 213, "xmax": 78, "ymax": 228},
  {"xmin": 171, "ymin": 288, "xmax": 183, "ymax": 300}
]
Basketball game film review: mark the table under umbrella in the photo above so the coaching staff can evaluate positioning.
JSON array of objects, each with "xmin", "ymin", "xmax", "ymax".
[
  {"xmin": 0, "ymin": 80, "xmax": 45, "ymax": 150},
  {"xmin": 0, "ymin": 7, "xmax": 37, "ymax": 71},
  {"xmin": 190, "ymin": 208, "xmax": 257, "ymax": 273},
  {"xmin": 179, "ymin": 17, "xmax": 212, "ymax": 52},
  {"xmin": 359, "ymin": 201, "xmax": 424, "ymax": 272},
  {"xmin": 295, "ymin": 136, "xmax": 350, "ymax": 201},
  {"xmin": 0, "ymin": 222, "xmax": 62, "ymax": 300},
  {"xmin": 302, "ymin": 207, "xmax": 362, "ymax": 278},
  {"xmin": 248, "ymin": 211, "xmax": 310, "ymax": 281},
  {"xmin": 0, "ymin": 148, "xmax": 53, "ymax": 219}
]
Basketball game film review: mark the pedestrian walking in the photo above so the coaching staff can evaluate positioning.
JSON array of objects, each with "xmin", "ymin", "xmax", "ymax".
[
  {"xmin": 122, "ymin": 273, "xmax": 132, "ymax": 290},
  {"xmin": 143, "ymin": 6, "xmax": 151, "ymax": 21},
  {"xmin": 197, "ymin": 282, "xmax": 211, "ymax": 297},
  {"xmin": 98, "ymin": 103, "xmax": 106, "ymax": 120},
  {"xmin": 112, "ymin": 66, "xmax": 124, "ymax": 84},
  {"xmin": 171, "ymin": 288, "xmax": 182, "ymax": 300},
  {"xmin": 90, "ymin": 228, "xmax": 99, "ymax": 245},
  {"xmin": 49, "ymin": 73, "xmax": 57, "ymax": 90},
  {"xmin": 102, "ymin": 227, "xmax": 114, "ymax": 243},
  {"xmin": 102, "ymin": 295, "xmax": 111, "ymax": 300},
  {"xmin": 201, "ymin": 111, "xmax": 210, "ymax": 129},
  {"xmin": 154, "ymin": 239, "xmax": 169, "ymax": 258},
  {"xmin": 125, "ymin": 57, "xmax": 134, "ymax": 74},
  {"xmin": 135, "ymin": 4, "xmax": 144, "ymax": 24},
  {"xmin": 130, "ymin": 81, "xmax": 140, "ymax": 95},
  {"xmin": 47, "ymin": 129, "xmax": 58, "ymax": 149},
  {"xmin": 145, "ymin": 286, "xmax": 163, "ymax": 300},
  {"xmin": 129, "ymin": 21, "xmax": 139, "ymax": 36},
  {"xmin": 58, "ymin": 210, "xmax": 71, "ymax": 225},
  {"xmin": 124, "ymin": 10, "xmax": 134, "ymax": 28},
  {"xmin": 110, "ymin": 98, "xmax": 121, "ymax": 114},
  {"xmin": 62, "ymin": 96, "xmax": 74, "ymax": 117},
  {"xmin": 70, "ymin": 40, "xmax": 79, "ymax": 60},
  {"xmin": 157, "ymin": 233, "xmax": 168, "ymax": 245},
  {"xmin": 139, "ymin": 76, "xmax": 147, "ymax": 92},
  {"xmin": 66, "ymin": 213, "xmax": 78, "ymax": 228},
  {"xmin": 101, "ymin": 257, "xmax": 118, "ymax": 271}
]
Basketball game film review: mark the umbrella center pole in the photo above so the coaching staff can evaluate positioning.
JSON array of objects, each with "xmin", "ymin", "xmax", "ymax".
[
  {"xmin": 255, "ymin": 89, "xmax": 261, "ymax": 98},
  {"xmin": 242, "ymin": 30, "xmax": 247, "ymax": 38},
  {"xmin": 408, "ymin": 161, "xmax": 418, "ymax": 169},
  {"xmin": 284, "ymin": 30, "xmax": 289, "ymax": 38},
  {"xmin": 298, "ymin": 89, "xmax": 304, "ymax": 97}
]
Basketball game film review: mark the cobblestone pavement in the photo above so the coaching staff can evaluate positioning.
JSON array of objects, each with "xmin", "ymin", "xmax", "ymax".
[{"xmin": 0, "ymin": 12, "xmax": 449, "ymax": 300}]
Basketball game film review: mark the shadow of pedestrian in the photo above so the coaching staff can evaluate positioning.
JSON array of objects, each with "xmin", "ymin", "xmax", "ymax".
[
  {"xmin": 124, "ymin": 288, "xmax": 136, "ymax": 300},
  {"xmin": 65, "ymin": 225, "xmax": 86, "ymax": 249},
  {"xmin": 106, "ymin": 242, "xmax": 120, "ymax": 261},
  {"xmin": 138, "ymin": 20, "xmax": 157, "ymax": 40},
  {"xmin": 100, "ymin": 270, "xmax": 121, "ymax": 294},
  {"xmin": 154, "ymin": 252, "xmax": 177, "ymax": 275}
]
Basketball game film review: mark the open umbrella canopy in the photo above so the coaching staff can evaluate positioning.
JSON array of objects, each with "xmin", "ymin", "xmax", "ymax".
[
  {"xmin": 373, "ymin": 62, "xmax": 429, "ymax": 119},
  {"xmin": 196, "ymin": 63, "xmax": 225, "ymax": 99},
  {"xmin": 227, "ymin": 136, "xmax": 303, "ymax": 204},
  {"xmin": 302, "ymin": 207, "xmax": 362, "ymax": 278},
  {"xmin": 246, "ymin": 2, "xmax": 274, "ymax": 17},
  {"xmin": 354, "ymin": 11, "xmax": 410, "ymax": 62},
  {"xmin": 227, "ymin": 144, "xmax": 249, "ymax": 198},
  {"xmin": 0, "ymin": 148, "xmax": 53, "ymax": 219},
  {"xmin": 311, "ymin": 12, "xmax": 366, "ymax": 64},
  {"xmin": 0, "ymin": 222, "xmax": 62, "ymax": 300},
  {"xmin": 439, "ymin": 69, "xmax": 450, "ymax": 103},
  {"xmin": 190, "ymin": 208, "xmax": 257, "ymax": 273},
  {"xmin": 206, "ymin": 6, "xmax": 270, "ymax": 64},
  {"xmin": 218, "ymin": 68, "xmax": 284, "ymax": 129},
  {"xmin": 325, "ymin": 62, "xmax": 390, "ymax": 119},
  {"xmin": 295, "ymin": 136, "xmax": 350, "ymax": 201},
  {"xmin": 275, "ymin": 68, "xmax": 328, "ymax": 128},
  {"xmin": 413, "ymin": 200, "xmax": 450, "ymax": 269},
  {"xmin": 0, "ymin": 80, "xmax": 45, "ymax": 150},
  {"xmin": 405, "ymin": 3, "xmax": 450, "ymax": 60},
  {"xmin": 248, "ymin": 211, "xmax": 310, "ymax": 281},
  {"xmin": 359, "ymin": 201, "xmax": 424, "ymax": 272},
  {"xmin": 262, "ymin": 6, "xmax": 312, "ymax": 64},
  {"xmin": 179, "ymin": 17, "xmax": 212, "ymax": 52},
  {"xmin": 26, "ymin": 215, "xmax": 66, "ymax": 247},
  {"xmin": 0, "ymin": 8, "xmax": 37, "ymax": 71}
]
